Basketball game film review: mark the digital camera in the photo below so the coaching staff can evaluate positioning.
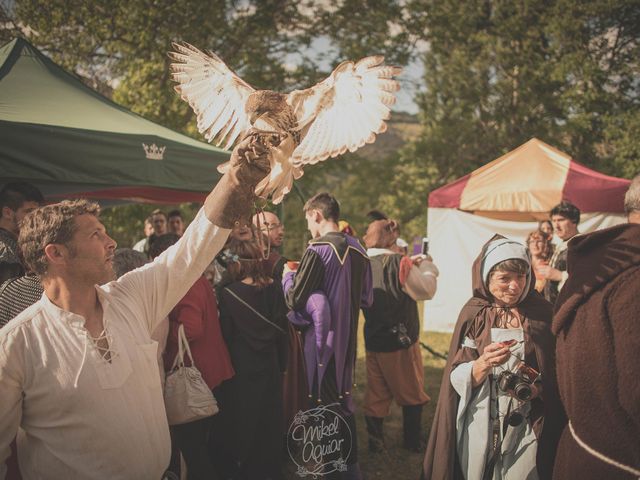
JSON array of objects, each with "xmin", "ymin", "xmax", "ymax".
[
  {"xmin": 497, "ymin": 363, "xmax": 540, "ymax": 401},
  {"xmin": 390, "ymin": 322, "xmax": 412, "ymax": 349}
]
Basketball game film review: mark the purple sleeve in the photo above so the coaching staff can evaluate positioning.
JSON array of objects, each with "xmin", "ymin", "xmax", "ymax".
[
  {"xmin": 286, "ymin": 290, "xmax": 331, "ymax": 344},
  {"xmin": 286, "ymin": 289, "xmax": 331, "ymax": 353},
  {"xmin": 282, "ymin": 270, "xmax": 295, "ymax": 295},
  {"xmin": 306, "ymin": 292, "xmax": 331, "ymax": 351}
]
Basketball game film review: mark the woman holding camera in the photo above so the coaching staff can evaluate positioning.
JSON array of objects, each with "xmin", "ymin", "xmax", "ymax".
[{"xmin": 422, "ymin": 235, "xmax": 564, "ymax": 480}]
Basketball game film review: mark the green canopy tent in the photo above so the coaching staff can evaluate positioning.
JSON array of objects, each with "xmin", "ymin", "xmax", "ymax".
[{"xmin": 0, "ymin": 37, "xmax": 229, "ymax": 204}]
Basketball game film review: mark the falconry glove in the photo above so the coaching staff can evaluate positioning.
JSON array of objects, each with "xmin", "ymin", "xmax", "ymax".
[{"xmin": 204, "ymin": 133, "xmax": 270, "ymax": 229}]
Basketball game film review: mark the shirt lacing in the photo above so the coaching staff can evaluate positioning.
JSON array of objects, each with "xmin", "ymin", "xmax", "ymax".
[{"xmin": 73, "ymin": 328, "xmax": 119, "ymax": 387}]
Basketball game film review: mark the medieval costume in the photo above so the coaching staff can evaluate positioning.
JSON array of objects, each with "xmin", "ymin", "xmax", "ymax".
[
  {"xmin": 283, "ymin": 231, "xmax": 372, "ymax": 477},
  {"xmin": 263, "ymin": 249, "xmax": 309, "ymax": 433},
  {"xmin": 552, "ymin": 223, "xmax": 640, "ymax": 480},
  {"xmin": 422, "ymin": 236, "xmax": 563, "ymax": 480},
  {"xmin": 543, "ymin": 238, "xmax": 571, "ymax": 305},
  {"xmin": 360, "ymin": 216, "xmax": 439, "ymax": 453},
  {"xmin": 287, "ymin": 290, "xmax": 330, "ymax": 405},
  {"xmin": 218, "ymin": 280, "xmax": 289, "ymax": 480}
]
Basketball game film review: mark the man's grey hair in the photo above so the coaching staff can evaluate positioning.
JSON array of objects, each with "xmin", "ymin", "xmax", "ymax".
[
  {"xmin": 624, "ymin": 174, "xmax": 640, "ymax": 214},
  {"xmin": 113, "ymin": 248, "xmax": 148, "ymax": 278}
]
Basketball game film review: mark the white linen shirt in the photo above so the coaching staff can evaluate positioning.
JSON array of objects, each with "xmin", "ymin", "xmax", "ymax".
[{"xmin": 0, "ymin": 209, "xmax": 229, "ymax": 480}]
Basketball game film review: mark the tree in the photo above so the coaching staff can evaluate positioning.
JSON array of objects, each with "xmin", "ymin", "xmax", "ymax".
[
  {"xmin": 6, "ymin": 0, "xmax": 314, "ymax": 132},
  {"xmin": 375, "ymin": 0, "xmax": 640, "ymax": 241},
  {"xmin": 4, "ymin": 0, "xmax": 636, "ymax": 251},
  {"xmin": 547, "ymin": 0, "xmax": 640, "ymax": 173},
  {"xmin": 2, "ymin": 0, "xmax": 420, "ymax": 256}
]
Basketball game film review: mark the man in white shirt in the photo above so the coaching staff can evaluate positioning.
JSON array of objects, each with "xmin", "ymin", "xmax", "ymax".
[
  {"xmin": 538, "ymin": 201, "xmax": 580, "ymax": 304},
  {"xmin": 0, "ymin": 136, "xmax": 269, "ymax": 479}
]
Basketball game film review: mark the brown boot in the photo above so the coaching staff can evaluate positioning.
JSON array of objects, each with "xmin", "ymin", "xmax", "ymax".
[{"xmin": 204, "ymin": 134, "xmax": 270, "ymax": 228}]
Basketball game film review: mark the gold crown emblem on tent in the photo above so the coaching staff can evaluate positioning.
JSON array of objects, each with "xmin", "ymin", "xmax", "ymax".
[{"xmin": 142, "ymin": 143, "xmax": 166, "ymax": 160}]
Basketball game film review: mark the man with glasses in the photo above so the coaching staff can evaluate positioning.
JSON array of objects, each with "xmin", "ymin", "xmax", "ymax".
[
  {"xmin": 253, "ymin": 211, "xmax": 286, "ymax": 280},
  {"xmin": 254, "ymin": 211, "xmax": 284, "ymax": 248}
]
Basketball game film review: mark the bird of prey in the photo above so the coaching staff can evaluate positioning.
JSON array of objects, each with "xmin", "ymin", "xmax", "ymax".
[{"xmin": 169, "ymin": 42, "xmax": 402, "ymax": 204}]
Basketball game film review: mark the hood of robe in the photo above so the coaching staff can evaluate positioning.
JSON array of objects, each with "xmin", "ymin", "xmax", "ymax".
[{"xmin": 552, "ymin": 223, "xmax": 640, "ymax": 334}]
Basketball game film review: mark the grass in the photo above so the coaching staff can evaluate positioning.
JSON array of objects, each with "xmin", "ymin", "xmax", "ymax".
[{"xmin": 284, "ymin": 305, "xmax": 452, "ymax": 480}]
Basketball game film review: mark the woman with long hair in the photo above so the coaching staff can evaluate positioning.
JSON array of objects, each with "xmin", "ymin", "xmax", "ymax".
[
  {"xmin": 526, "ymin": 230, "xmax": 554, "ymax": 293},
  {"xmin": 217, "ymin": 238, "xmax": 288, "ymax": 480},
  {"xmin": 537, "ymin": 220, "xmax": 553, "ymax": 238}
]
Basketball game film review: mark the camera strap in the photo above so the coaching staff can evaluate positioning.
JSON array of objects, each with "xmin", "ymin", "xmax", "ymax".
[{"xmin": 482, "ymin": 397, "xmax": 514, "ymax": 480}]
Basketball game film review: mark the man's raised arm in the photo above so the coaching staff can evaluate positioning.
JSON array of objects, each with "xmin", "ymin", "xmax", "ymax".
[{"xmin": 113, "ymin": 135, "xmax": 271, "ymax": 333}]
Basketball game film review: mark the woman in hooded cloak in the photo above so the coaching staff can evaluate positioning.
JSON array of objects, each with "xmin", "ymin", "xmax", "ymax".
[{"xmin": 421, "ymin": 235, "xmax": 564, "ymax": 480}]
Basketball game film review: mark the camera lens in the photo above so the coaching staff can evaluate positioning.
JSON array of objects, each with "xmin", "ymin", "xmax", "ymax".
[{"xmin": 514, "ymin": 383, "xmax": 532, "ymax": 401}]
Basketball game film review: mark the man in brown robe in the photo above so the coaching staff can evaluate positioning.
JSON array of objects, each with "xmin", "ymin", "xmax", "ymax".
[{"xmin": 552, "ymin": 177, "xmax": 640, "ymax": 479}]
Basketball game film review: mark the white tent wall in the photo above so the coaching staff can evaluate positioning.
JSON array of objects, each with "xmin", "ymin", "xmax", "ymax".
[{"xmin": 423, "ymin": 208, "xmax": 627, "ymax": 332}]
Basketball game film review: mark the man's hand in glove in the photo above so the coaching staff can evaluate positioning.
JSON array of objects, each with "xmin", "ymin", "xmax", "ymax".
[
  {"xmin": 227, "ymin": 133, "xmax": 271, "ymax": 187},
  {"xmin": 204, "ymin": 133, "xmax": 272, "ymax": 229}
]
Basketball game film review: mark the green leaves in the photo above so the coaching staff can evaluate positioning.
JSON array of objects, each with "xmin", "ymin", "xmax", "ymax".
[
  {"xmin": 2, "ymin": 0, "xmax": 637, "ymax": 254},
  {"xmin": 376, "ymin": 0, "xmax": 639, "ymax": 242}
]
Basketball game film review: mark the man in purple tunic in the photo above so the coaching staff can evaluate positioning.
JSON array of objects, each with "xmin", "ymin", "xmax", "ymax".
[{"xmin": 283, "ymin": 192, "xmax": 373, "ymax": 479}]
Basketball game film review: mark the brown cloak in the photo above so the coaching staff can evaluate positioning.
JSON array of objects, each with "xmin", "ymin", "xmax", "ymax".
[
  {"xmin": 422, "ymin": 235, "xmax": 564, "ymax": 480},
  {"xmin": 552, "ymin": 223, "xmax": 640, "ymax": 479}
]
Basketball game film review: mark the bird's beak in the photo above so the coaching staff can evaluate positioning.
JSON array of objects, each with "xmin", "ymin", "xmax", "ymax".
[{"xmin": 249, "ymin": 111, "xmax": 260, "ymax": 125}]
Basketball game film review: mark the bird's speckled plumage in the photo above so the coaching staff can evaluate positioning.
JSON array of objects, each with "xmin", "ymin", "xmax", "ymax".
[{"xmin": 169, "ymin": 42, "xmax": 402, "ymax": 204}]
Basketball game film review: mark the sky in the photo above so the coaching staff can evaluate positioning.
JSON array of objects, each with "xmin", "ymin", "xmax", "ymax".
[
  {"xmin": 395, "ymin": 60, "xmax": 422, "ymax": 114},
  {"xmin": 292, "ymin": 35, "xmax": 423, "ymax": 115}
]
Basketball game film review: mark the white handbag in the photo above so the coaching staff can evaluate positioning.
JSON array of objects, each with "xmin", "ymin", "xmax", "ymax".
[{"xmin": 164, "ymin": 324, "xmax": 219, "ymax": 425}]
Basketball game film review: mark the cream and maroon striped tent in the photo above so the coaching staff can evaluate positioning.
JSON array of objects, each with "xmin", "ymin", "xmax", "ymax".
[{"xmin": 424, "ymin": 138, "xmax": 630, "ymax": 332}]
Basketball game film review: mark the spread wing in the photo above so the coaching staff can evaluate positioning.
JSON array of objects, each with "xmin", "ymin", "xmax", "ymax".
[
  {"xmin": 169, "ymin": 42, "xmax": 255, "ymax": 150},
  {"xmin": 287, "ymin": 56, "xmax": 402, "ymax": 166}
]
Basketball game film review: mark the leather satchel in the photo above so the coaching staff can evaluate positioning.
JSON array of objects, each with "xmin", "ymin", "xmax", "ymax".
[{"xmin": 164, "ymin": 324, "xmax": 219, "ymax": 425}]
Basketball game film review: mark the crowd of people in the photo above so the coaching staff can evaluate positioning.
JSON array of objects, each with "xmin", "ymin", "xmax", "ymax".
[{"xmin": 0, "ymin": 136, "xmax": 638, "ymax": 480}]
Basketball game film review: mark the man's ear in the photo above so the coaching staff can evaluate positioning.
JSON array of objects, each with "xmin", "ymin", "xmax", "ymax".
[
  {"xmin": 1, "ymin": 206, "xmax": 14, "ymax": 221},
  {"xmin": 44, "ymin": 243, "xmax": 68, "ymax": 266}
]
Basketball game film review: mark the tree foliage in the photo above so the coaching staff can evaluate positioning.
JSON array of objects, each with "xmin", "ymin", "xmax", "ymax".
[
  {"xmin": 1, "ymin": 0, "xmax": 638, "ymax": 253},
  {"xmin": 6, "ymin": 0, "xmax": 315, "ymax": 130},
  {"xmin": 376, "ymin": 0, "xmax": 640, "ymax": 241}
]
